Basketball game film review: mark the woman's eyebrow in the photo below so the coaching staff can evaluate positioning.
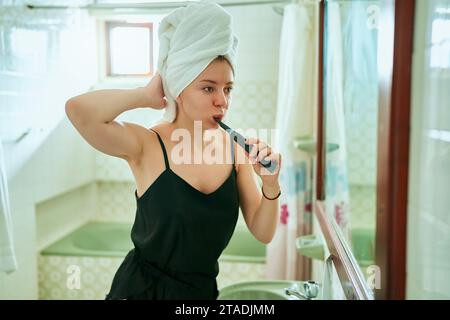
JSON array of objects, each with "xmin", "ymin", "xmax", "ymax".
[{"xmin": 200, "ymin": 79, "xmax": 234, "ymax": 85}]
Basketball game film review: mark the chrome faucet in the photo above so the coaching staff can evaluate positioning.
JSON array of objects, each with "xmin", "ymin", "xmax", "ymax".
[
  {"xmin": 285, "ymin": 284, "xmax": 309, "ymax": 300},
  {"xmin": 285, "ymin": 281, "xmax": 320, "ymax": 300}
]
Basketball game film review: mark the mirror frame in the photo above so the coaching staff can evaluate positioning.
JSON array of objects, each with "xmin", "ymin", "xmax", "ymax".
[
  {"xmin": 314, "ymin": 0, "xmax": 415, "ymax": 299},
  {"xmin": 315, "ymin": 201, "xmax": 374, "ymax": 299},
  {"xmin": 374, "ymin": 0, "xmax": 414, "ymax": 300}
]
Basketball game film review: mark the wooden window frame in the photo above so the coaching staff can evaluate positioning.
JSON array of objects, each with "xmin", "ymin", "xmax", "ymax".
[{"xmin": 105, "ymin": 21, "xmax": 154, "ymax": 77}]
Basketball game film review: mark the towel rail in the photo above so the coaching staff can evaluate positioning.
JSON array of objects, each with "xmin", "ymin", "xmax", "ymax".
[
  {"xmin": 22, "ymin": 1, "xmax": 313, "ymax": 10},
  {"xmin": 2, "ymin": 128, "xmax": 32, "ymax": 144}
]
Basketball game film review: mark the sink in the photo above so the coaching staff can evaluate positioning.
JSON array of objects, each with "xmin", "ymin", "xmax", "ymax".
[
  {"xmin": 219, "ymin": 289, "xmax": 290, "ymax": 300},
  {"xmin": 218, "ymin": 280, "xmax": 320, "ymax": 300}
]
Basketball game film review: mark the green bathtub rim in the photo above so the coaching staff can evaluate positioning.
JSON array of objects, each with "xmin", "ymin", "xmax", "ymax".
[
  {"xmin": 40, "ymin": 221, "xmax": 267, "ymax": 263},
  {"xmin": 221, "ymin": 223, "xmax": 267, "ymax": 259},
  {"xmin": 40, "ymin": 221, "xmax": 133, "ymax": 258},
  {"xmin": 40, "ymin": 249, "xmax": 127, "ymax": 258},
  {"xmin": 218, "ymin": 289, "xmax": 288, "ymax": 300},
  {"xmin": 219, "ymin": 254, "xmax": 266, "ymax": 264}
]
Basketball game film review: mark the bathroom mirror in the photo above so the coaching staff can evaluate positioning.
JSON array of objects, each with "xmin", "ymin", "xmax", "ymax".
[
  {"xmin": 323, "ymin": 0, "xmax": 379, "ymax": 281},
  {"xmin": 1, "ymin": 0, "xmax": 284, "ymax": 300}
]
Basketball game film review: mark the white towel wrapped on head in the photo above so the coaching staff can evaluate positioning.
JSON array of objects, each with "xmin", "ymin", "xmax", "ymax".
[{"xmin": 157, "ymin": 2, "xmax": 239, "ymax": 122}]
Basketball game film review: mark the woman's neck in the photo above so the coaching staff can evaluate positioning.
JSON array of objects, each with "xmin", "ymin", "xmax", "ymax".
[
  {"xmin": 170, "ymin": 116, "xmax": 221, "ymax": 149},
  {"xmin": 172, "ymin": 115, "xmax": 196, "ymax": 137}
]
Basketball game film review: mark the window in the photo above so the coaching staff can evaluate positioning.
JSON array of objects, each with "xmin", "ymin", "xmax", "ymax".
[
  {"xmin": 430, "ymin": 10, "xmax": 450, "ymax": 69},
  {"xmin": 105, "ymin": 21, "xmax": 153, "ymax": 77}
]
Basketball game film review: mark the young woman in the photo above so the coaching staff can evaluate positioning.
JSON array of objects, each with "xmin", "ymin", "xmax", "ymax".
[{"xmin": 65, "ymin": 55, "xmax": 282, "ymax": 300}]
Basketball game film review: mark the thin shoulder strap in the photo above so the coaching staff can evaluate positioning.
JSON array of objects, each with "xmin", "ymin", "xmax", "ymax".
[{"xmin": 149, "ymin": 128, "xmax": 170, "ymax": 170}]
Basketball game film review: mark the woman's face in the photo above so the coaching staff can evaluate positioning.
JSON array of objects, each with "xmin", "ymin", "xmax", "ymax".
[{"xmin": 175, "ymin": 59, "xmax": 234, "ymax": 129}]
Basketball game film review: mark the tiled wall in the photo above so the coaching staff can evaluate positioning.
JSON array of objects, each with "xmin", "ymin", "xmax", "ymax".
[
  {"xmin": 346, "ymin": 85, "xmax": 378, "ymax": 232},
  {"xmin": 349, "ymin": 185, "xmax": 376, "ymax": 230},
  {"xmin": 38, "ymin": 254, "xmax": 266, "ymax": 300},
  {"xmin": 38, "ymin": 255, "xmax": 123, "ymax": 300},
  {"xmin": 95, "ymin": 181, "xmax": 135, "ymax": 222},
  {"xmin": 345, "ymin": 104, "xmax": 378, "ymax": 187}
]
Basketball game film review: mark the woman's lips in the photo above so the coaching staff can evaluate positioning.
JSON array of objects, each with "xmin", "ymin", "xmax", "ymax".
[{"xmin": 213, "ymin": 115, "xmax": 224, "ymax": 122}]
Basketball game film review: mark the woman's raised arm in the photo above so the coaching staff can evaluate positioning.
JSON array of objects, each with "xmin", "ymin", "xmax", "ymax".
[{"xmin": 65, "ymin": 73, "xmax": 166, "ymax": 162}]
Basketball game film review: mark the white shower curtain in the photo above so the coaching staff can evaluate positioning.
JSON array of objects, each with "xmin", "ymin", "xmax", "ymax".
[
  {"xmin": 324, "ymin": 2, "xmax": 351, "ymax": 239},
  {"xmin": 266, "ymin": 3, "xmax": 318, "ymax": 280},
  {"xmin": 318, "ymin": 2, "xmax": 352, "ymax": 299},
  {"xmin": 0, "ymin": 138, "xmax": 18, "ymax": 273}
]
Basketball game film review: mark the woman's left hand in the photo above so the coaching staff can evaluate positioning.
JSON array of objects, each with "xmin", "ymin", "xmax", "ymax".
[{"xmin": 245, "ymin": 137, "xmax": 282, "ymax": 187}]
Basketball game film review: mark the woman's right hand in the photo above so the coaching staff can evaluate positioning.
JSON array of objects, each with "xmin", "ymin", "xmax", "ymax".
[{"xmin": 141, "ymin": 71, "xmax": 167, "ymax": 110}]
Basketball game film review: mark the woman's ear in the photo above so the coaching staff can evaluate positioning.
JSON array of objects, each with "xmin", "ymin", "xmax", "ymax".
[
  {"xmin": 175, "ymin": 95, "xmax": 182, "ymax": 107},
  {"xmin": 173, "ymin": 98, "xmax": 180, "ymax": 121}
]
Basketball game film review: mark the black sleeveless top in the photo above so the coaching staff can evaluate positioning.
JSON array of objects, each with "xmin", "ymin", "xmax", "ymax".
[{"xmin": 106, "ymin": 128, "xmax": 240, "ymax": 300}]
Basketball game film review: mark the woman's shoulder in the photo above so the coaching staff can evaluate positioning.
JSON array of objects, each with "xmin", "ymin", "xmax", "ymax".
[
  {"xmin": 121, "ymin": 121, "xmax": 171, "ymax": 160},
  {"xmin": 148, "ymin": 121, "xmax": 172, "ymax": 141}
]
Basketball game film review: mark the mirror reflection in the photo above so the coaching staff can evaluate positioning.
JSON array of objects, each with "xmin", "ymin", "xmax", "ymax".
[
  {"xmin": 3, "ymin": 0, "xmax": 433, "ymax": 301},
  {"xmin": 0, "ymin": 0, "xmax": 287, "ymax": 301},
  {"xmin": 324, "ymin": 0, "xmax": 379, "ymax": 274}
]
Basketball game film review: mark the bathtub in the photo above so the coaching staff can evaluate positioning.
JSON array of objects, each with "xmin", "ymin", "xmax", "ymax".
[
  {"xmin": 41, "ymin": 222, "xmax": 133, "ymax": 258},
  {"xmin": 39, "ymin": 221, "xmax": 267, "ymax": 299}
]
